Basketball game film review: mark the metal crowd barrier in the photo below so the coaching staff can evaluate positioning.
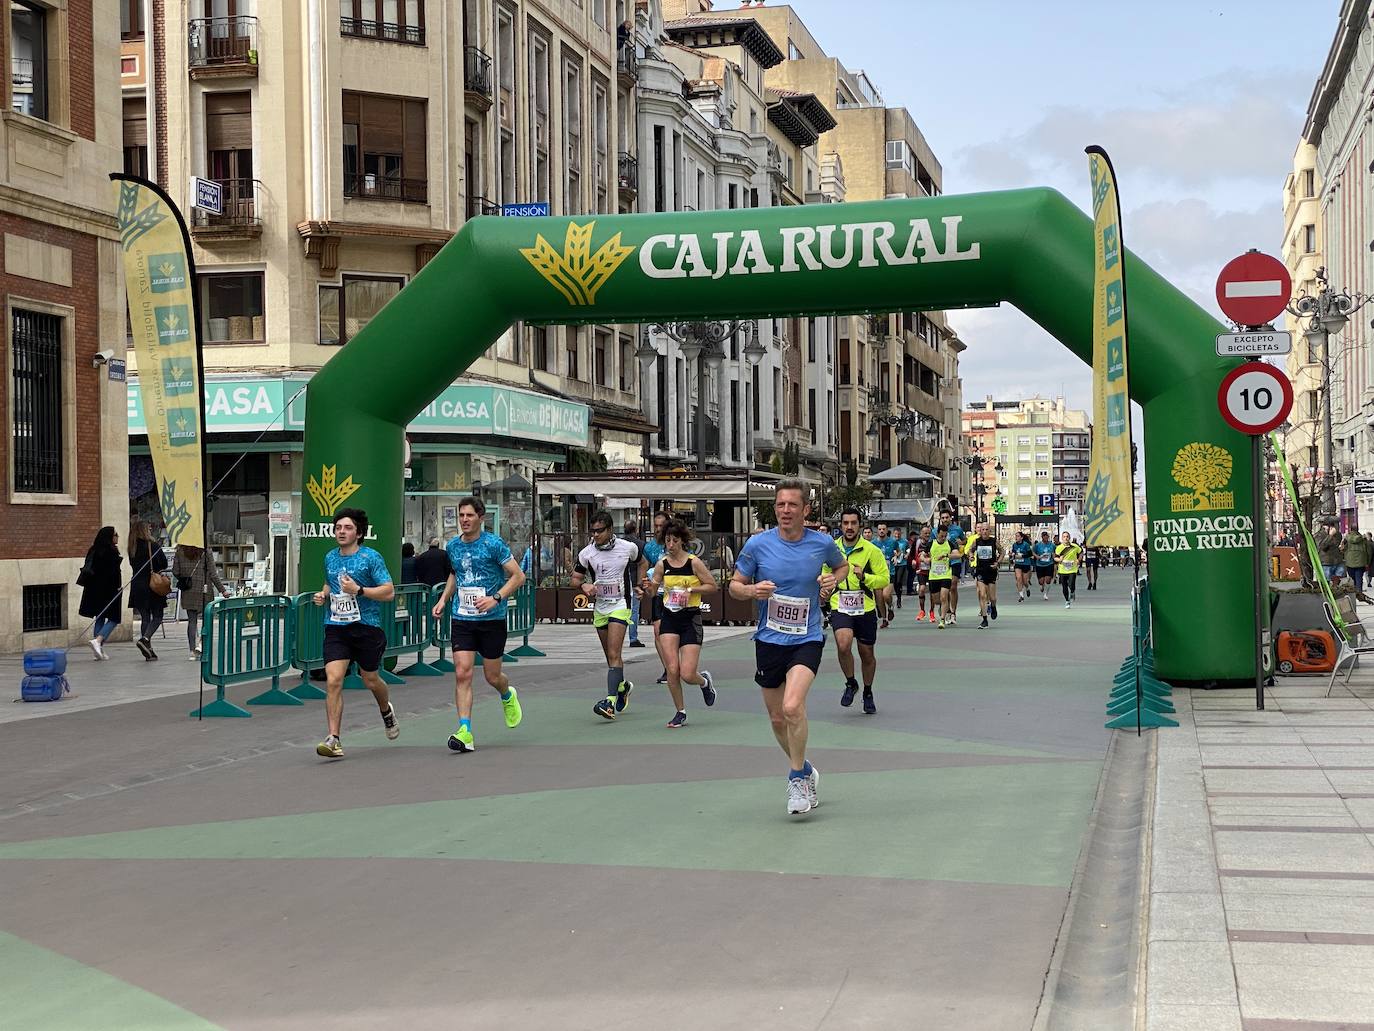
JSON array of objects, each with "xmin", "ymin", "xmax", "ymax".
[
  {"xmin": 288, "ymin": 593, "xmax": 329, "ymax": 700},
  {"xmin": 384, "ymin": 583, "xmax": 441, "ymax": 679},
  {"xmin": 191, "ymin": 595, "xmax": 297, "ymax": 718}
]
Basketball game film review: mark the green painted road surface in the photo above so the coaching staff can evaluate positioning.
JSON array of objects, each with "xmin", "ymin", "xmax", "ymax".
[{"xmin": 0, "ymin": 570, "xmax": 1134, "ymax": 1030}]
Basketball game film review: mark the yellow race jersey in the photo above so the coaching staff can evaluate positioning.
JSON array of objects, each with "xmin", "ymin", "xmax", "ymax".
[{"xmin": 824, "ymin": 538, "xmax": 890, "ymax": 613}]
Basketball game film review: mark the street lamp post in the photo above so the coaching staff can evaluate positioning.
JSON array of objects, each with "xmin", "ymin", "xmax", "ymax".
[
  {"xmin": 742, "ymin": 324, "xmax": 767, "ymax": 473},
  {"xmin": 1292, "ymin": 267, "xmax": 1365, "ymax": 518},
  {"xmin": 951, "ymin": 441, "xmax": 1003, "ymax": 523}
]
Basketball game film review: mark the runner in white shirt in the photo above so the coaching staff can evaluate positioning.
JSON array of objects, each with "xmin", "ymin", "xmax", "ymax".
[{"xmin": 572, "ymin": 510, "xmax": 647, "ymax": 721}]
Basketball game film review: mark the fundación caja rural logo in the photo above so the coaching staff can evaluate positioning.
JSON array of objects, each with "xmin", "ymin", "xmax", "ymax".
[
  {"xmin": 1170, "ymin": 442, "xmax": 1235, "ymax": 513},
  {"xmin": 307, "ymin": 464, "xmax": 361, "ymax": 518}
]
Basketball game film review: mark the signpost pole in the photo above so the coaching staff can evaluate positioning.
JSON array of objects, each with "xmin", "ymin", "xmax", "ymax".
[{"xmin": 1252, "ymin": 431, "xmax": 1266, "ymax": 711}]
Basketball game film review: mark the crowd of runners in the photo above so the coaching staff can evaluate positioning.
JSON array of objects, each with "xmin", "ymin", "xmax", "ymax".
[{"xmin": 308, "ymin": 485, "xmax": 1116, "ymax": 816}]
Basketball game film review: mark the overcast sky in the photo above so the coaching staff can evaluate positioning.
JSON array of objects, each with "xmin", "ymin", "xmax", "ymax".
[{"xmin": 782, "ymin": 0, "xmax": 1341, "ymax": 416}]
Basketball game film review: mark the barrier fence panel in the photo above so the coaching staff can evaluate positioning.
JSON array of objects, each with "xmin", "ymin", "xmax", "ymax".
[
  {"xmin": 193, "ymin": 595, "xmax": 296, "ymax": 718},
  {"xmin": 386, "ymin": 583, "xmax": 440, "ymax": 677},
  {"xmin": 506, "ymin": 584, "xmax": 544, "ymax": 658},
  {"xmin": 289, "ymin": 593, "xmax": 328, "ymax": 700},
  {"xmin": 428, "ymin": 584, "xmax": 455, "ymax": 672}
]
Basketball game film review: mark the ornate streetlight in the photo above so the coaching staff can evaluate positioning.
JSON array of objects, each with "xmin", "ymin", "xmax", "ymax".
[{"xmin": 950, "ymin": 439, "xmax": 1003, "ymax": 522}]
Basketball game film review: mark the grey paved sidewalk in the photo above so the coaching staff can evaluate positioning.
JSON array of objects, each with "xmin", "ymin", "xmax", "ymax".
[
  {"xmin": 1146, "ymin": 663, "xmax": 1374, "ymax": 1030},
  {"xmin": 1, "ymin": 623, "xmax": 752, "ymax": 725}
]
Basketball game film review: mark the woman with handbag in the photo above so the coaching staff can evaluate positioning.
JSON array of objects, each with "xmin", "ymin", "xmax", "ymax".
[
  {"xmin": 127, "ymin": 519, "xmax": 170, "ymax": 660},
  {"xmin": 77, "ymin": 526, "xmax": 124, "ymax": 660},
  {"xmin": 173, "ymin": 544, "xmax": 230, "ymax": 660}
]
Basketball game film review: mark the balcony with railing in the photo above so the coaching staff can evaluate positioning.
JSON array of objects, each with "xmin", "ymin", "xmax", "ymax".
[
  {"xmin": 343, "ymin": 171, "xmax": 427, "ymax": 204},
  {"xmin": 465, "ymin": 194, "xmax": 500, "ymax": 219},
  {"xmin": 190, "ymin": 178, "xmax": 262, "ymax": 240},
  {"xmin": 464, "ymin": 45, "xmax": 492, "ymax": 111},
  {"xmin": 617, "ymin": 44, "xmax": 638, "ymax": 84},
  {"xmin": 188, "ymin": 16, "xmax": 258, "ymax": 78},
  {"xmin": 617, "ymin": 152, "xmax": 638, "ymax": 201},
  {"xmin": 340, "ymin": 14, "xmax": 424, "ymax": 45}
]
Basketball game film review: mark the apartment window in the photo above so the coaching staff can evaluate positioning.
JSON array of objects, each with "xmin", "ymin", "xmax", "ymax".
[
  {"xmin": 120, "ymin": 0, "xmax": 144, "ymax": 39},
  {"xmin": 592, "ymin": 0, "xmax": 607, "ymax": 28},
  {"xmin": 341, "ymin": 0, "xmax": 426, "ymax": 45},
  {"xmin": 1302, "ymin": 224, "xmax": 1316, "ymax": 254},
  {"xmin": 1018, "ymin": 485, "xmax": 1032, "ymax": 496},
  {"xmin": 531, "ymin": 325, "xmax": 551, "ymax": 372},
  {"xmin": 319, "ymin": 274, "xmax": 404, "ymax": 346},
  {"xmin": 1017, "ymin": 436, "xmax": 1030, "ymax": 445},
  {"xmin": 563, "ymin": 56, "xmax": 582, "ymax": 214},
  {"xmin": 496, "ymin": 7, "xmax": 516, "ymax": 204},
  {"xmin": 1035, "ymin": 452, "xmax": 1049, "ymax": 462},
  {"xmin": 773, "ymin": 368, "xmax": 781, "ymax": 430},
  {"xmin": 342, "ymin": 91, "xmax": 428, "ymax": 202},
  {"xmin": 808, "ymin": 388, "xmax": 816, "ymax": 444},
  {"xmin": 727, "ymin": 183, "xmax": 738, "ymax": 209},
  {"xmin": 496, "ymin": 323, "xmax": 521, "ymax": 363},
  {"xmin": 594, "ymin": 329, "xmax": 610, "ymax": 386},
  {"xmin": 205, "ymin": 91, "xmax": 253, "ymax": 194},
  {"xmin": 653, "ymin": 125, "xmax": 665, "ymax": 212},
  {"xmin": 592, "ymin": 78, "xmax": 608, "ymax": 212},
  {"xmin": 22, "ymin": 584, "xmax": 64, "ymax": 632},
  {"xmin": 619, "ymin": 335, "xmax": 633, "ymax": 392},
  {"xmin": 884, "ymin": 139, "xmax": 915, "ymax": 178},
  {"xmin": 1308, "ymin": 445, "xmax": 1319, "ymax": 469},
  {"xmin": 807, "ymin": 317, "xmax": 816, "ymax": 362},
  {"xmin": 530, "ymin": 29, "xmax": 551, "ymax": 204},
  {"xmin": 1302, "ymin": 169, "xmax": 1315, "ymax": 198},
  {"xmin": 566, "ymin": 327, "xmax": 581, "ymax": 380},
  {"xmin": 1018, "ymin": 470, "xmax": 1032, "ymax": 480},
  {"xmin": 10, "ymin": 1, "xmax": 47, "ymax": 121},
  {"xmin": 123, "ymin": 97, "xmax": 149, "ymax": 177},
  {"xmin": 1035, "ymin": 435, "xmax": 1048, "ymax": 445},
  {"xmin": 203, "ymin": 273, "xmax": 264, "ymax": 343},
  {"xmin": 11, "ymin": 306, "xmax": 63, "ymax": 493}
]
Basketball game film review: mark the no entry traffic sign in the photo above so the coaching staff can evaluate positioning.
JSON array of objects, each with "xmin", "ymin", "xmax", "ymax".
[
  {"xmin": 1217, "ymin": 361, "xmax": 1293, "ymax": 435},
  {"xmin": 1216, "ymin": 251, "xmax": 1291, "ymax": 327}
]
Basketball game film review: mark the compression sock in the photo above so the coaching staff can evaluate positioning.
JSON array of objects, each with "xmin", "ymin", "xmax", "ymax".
[
  {"xmin": 459, "ymin": 717, "xmax": 471, "ymax": 732},
  {"xmin": 608, "ymin": 667, "xmax": 624, "ymax": 693}
]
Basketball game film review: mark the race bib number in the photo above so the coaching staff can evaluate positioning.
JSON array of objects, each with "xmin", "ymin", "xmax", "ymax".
[
  {"xmin": 931, "ymin": 559, "xmax": 950, "ymax": 578},
  {"xmin": 837, "ymin": 590, "xmax": 865, "ymax": 615},
  {"xmin": 977, "ymin": 545, "xmax": 993, "ymax": 561},
  {"xmin": 594, "ymin": 579, "xmax": 624, "ymax": 604},
  {"xmin": 919, "ymin": 554, "xmax": 932, "ymax": 571},
  {"xmin": 665, "ymin": 586, "xmax": 692, "ymax": 612},
  {"xmin": 458, "ymin": 586, "xmax": 486, "ymax": 617},
  {"xmin": 765, "ymin": 593, "xmax": 810, "ymax": 635},
  {"xmin": 330, "ymin": 592, "xmax": 360, "ymax": 624}
]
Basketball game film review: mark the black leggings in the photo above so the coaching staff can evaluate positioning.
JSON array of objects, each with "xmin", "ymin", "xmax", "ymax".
[
  {"xmin": 1061, "ymin": 573, "xmax": 1077, "ymax": 601},
  {"xmin": 138, "ymin": 608, "xmax": 164, "ymax": 641}
]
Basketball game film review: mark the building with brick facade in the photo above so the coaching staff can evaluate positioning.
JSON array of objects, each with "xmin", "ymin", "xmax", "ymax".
[{"xmin": 2, "ymin": 1, "xmax": 127, "ymax": 652}]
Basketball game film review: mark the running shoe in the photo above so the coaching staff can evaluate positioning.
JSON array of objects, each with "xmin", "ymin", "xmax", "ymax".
[
  {"xmin": 316, "ymin": 735, "xmax": 344, "ymax": 759},
  {"xmin": 862, "ymin": 691, "xmax": 876, "ymax": 715},
  {"xmin": 1065, "ymin": 601, "xmax": 1072, "ymax": 609},
  {"xmin": 382, "ymin": 703, "xmax": 400, "ymax": 740},
  {"xmin": 615, "ymin": 679, "xmax": 634, "ymax": 712},
  {"xmin": 937, "ymin": 619, "xmax": 945, "ymax": 630},
  {"xmin": 593, "ymin": 697, "xmax": 617, "ymax": 721},
  {"xmin": 656, "ymin": 670, "xmax": 668, "ymax": 684},
  {"xmin": 840, "ymin": 678, "xmax": 859, "ymax": 707},
  {"xmin": 989, "ymin": 603, "xmax": 998, "ymax": 621},
  {"xmin": 949, "ymin": 613, "xmax": 957, "ymax": 626},
  {"xmin": 501, "ymin": 686, "xmax": 523, "ymax": 728},
  {"xmin": 88, "ymin": 639, "xmax": 103, "ymax": 660},
  {"xmin": 700, "ymin": 670, "xmax": 716, "ymax": 707},
  {"xmin": 979, "ymin": 617, "xmax": 989, "ymax": 629},
  {"xmin": 787, "ymin": 775, "xmax": 812, "ymax": 815},
  {"xmin": 447, "ymin": 726, "xmax": 475, "ymax": 752},
  {"xmin": 808, "ymin": 764, "xmax": 821, "ymax": 808},
  {"xmin": 880, "ymin": 618, "xmax": 891, "ymax": 630},
  {"xmin": 667, "ymin": 710, "xmax": 688, "ymax": 729}
]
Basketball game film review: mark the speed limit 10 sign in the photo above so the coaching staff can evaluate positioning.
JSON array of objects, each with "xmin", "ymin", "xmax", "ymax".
[{"xmin": 1217, "ymin": 361, "xmax": 1293, "ymax": 435}]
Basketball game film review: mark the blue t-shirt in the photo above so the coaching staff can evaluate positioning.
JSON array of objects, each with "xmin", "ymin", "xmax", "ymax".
[
  {"xmin": 447, "ymin": 531, "xmax": 514, "ymax": 621},
  {"xmin": 945, "ymin": 524, "xmax": 965, "ymax": 554},
  {"xmin": 1011, "ymin": 540, "xmax": 1033, "ymax": 566},
  {"xmin": 323, "ymin": 546, "xmax": 392, "ymax": 627},
  {"xmin": 643, "ymin": 538, "xmax": 664, "ymax": 579},
  {"xmin": 736, "ymin": 528, "xmax": 845, "ymax": 645},
  {"xmin": 1032, "ymin": 540, "xmax": 1056, "ymax": 565},
  {"xmin": 876, "ymin": 536, "xmax": 901, "ymax": 569}
]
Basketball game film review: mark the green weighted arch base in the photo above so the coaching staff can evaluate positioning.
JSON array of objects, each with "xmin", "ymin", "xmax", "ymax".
[{"xmin": 299, "ymin": 188, "xmax": 1253, "ymax": 685}]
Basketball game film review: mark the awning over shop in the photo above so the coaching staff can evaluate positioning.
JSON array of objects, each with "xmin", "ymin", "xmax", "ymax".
[
  {"xmin": 868, "ymin": 463, "xmax": 940, "ymax": 483},
  {"xmin": 536, "ymin": 474, "xmax": 775, "ymax": 501}
]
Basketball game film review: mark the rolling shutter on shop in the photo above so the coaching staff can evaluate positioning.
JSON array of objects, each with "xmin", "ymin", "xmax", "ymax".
[{"xmin": 205, "ymin": 91, "xmax": 252, "ymax": 150}]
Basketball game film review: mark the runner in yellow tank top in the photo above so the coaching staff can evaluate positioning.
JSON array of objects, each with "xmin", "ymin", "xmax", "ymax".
[{"xmin": 1054, "ymin": 532, "xmax": 1083, "ymax": 609}]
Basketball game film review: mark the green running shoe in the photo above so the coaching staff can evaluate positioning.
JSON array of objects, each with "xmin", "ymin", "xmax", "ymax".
[
  {"xmin": 501, "ymin": 686, "xmax": 523, "ymax": 729},
  {"xmin": 447, "ymin": 726, "xmax": 475, "ymax": 752}
]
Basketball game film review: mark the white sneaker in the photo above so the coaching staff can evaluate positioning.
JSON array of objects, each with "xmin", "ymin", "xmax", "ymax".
[
  {"xmin": 187, "ymin": 651, "xmax": 198, "ymax": 661},
  {"xmin": 381, "ymin": 703, "xmax": 400, "ymax": 741},
  {"xmin": 1065, "ymin": 601, "xmax": 1072, "ymax": 609},
  {"xmin": 787, "ymin": 775, "xmax": 812, "ymax": 815},
  {"xmin": 949, "ymin": 613, "xmax": 956, "ymax": 625},
  {"xmin": 807, "ymin": 764, "xmax": 821, "ymax": 809},
  {"xmin": 88, "ymin": 639, "xmax": 102, "ymax": 660}
]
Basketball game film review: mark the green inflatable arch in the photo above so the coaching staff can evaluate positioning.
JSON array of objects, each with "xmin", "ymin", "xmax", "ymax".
[{"xmin": 300, "ymin": 188, "xmax": 1254, "ymax": 684}]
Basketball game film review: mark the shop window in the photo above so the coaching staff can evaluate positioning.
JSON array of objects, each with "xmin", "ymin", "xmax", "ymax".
[
  {"xmin": 10, "ymin": 1, "xmax": 47, "ymax": 121},
  {"xmin": 203, "ymin": 272, "xmax": 264, "ymax": 343},
  {"xmin": 319, "ymin": 274, "xmax": 404, "ymax": 346}
]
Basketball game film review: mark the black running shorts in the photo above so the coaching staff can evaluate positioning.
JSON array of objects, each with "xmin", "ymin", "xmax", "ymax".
[
  {"xmin": 1035, "ymin": 565, "xmax": 1055, "ymax": 581},
  {"xmin": 754, "ymin": 640, "xmax": 825, "ymax": 689},
  {"xmin": 658, "ymin": 608, "xmax": 704, "ymax": 647},
  {"xmin": 451, "ymin": 618, "xmax": 508, "ymax": 660},
  {"xmin": 976, "ymin": 565, "xmax": 999, "ymax": 585},
  {"xmin": 323, "ymin": 623, "xmax": 387, "ymax": 672},
  {"xmin": 829, "ymin": 609, "xmax": 878, "ymax": 645}
]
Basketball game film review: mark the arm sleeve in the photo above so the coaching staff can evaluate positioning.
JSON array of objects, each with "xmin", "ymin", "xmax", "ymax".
[
  {"xmin": 372, "ymin": 552, "xmax": 393, "ymax": 585},
  {"xmin": 734, "ymin": 539, "xmax": 757, "ymax": 579},
  {"xmin": 825, "ymin": 540, "xmax": 845, "ymax": 568}
]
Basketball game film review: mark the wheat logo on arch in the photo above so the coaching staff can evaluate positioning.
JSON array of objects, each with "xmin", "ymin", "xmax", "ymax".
[
  {"xmin": 520, "ymin": 221, "xmax": 634, "ymax": 306},
  {"xmin": 307, "ymin": 464, "xmax": 361, "ymax": 518},
  {"xmin": 1170, "ymin": 442, "xmax": 1234, "ymax": 513}
]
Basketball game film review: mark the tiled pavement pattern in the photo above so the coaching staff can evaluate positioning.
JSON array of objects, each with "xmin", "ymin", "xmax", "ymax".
[
  {"xmin": 1148, "ymin": 657, "xmax": 1374, "ymax": 1031},
  {"xmin": 0, "ymin": 573, "xmax": 1127, "ymax": 1029}
]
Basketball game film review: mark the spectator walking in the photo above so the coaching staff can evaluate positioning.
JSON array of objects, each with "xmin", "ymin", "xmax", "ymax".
[
  {"xmin": 624, "ymin": 519, "xmax": 647, "ymax": 648},
  {"xmin": 172, "ymin": 545, "xmax": 231, "ymax": 660},
  {"xmin": 78, "ymin": 526, "xmax": 124, "ymax": 660},
  {"xmin": 127, "ymin": 519, "xmax": 169, "ymax": 661},
  {"xmin": 1316, "ymin": 518, "xmax": 1345, "ymax": 584},
  {"xmin": 414, "ymin": 536, "xmax": 452, "ymax": 587},
  {"xmin": 1345, "ymin": 526, "xmax": 1371, "ymax": 597}
]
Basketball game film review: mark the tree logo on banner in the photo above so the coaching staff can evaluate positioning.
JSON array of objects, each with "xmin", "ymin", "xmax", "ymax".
[
  {"xmin": 1170, "ymin": 442, "xmax": 1234, "ymax": 513},
  {"xmin": 520, "ymin": 221, "xmax": 635, "ymax": 306}
]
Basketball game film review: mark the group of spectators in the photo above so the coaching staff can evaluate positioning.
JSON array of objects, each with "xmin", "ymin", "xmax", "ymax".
[{"xmin": 1313, "ymin": 518, "xmax": 1373, "ymax": 598}]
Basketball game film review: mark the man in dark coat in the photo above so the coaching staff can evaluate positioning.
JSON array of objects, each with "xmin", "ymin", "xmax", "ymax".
[{"xmin": 414, "ymin": 536, "xmax": 451, "ymax": 587}]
